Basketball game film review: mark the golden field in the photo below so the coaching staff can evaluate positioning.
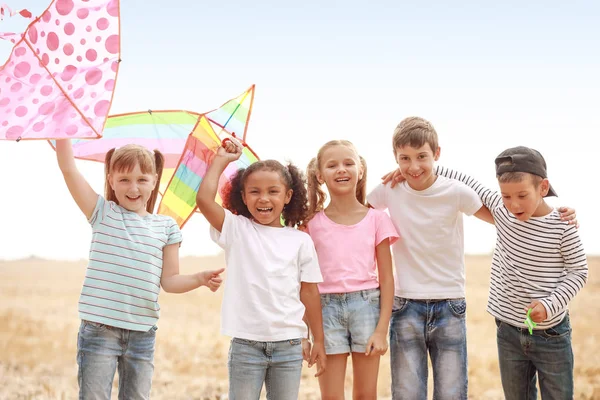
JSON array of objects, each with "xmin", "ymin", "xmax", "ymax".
[{"xmin": 0, "ymin": 255, "xmax": 598, "ymax": 399}]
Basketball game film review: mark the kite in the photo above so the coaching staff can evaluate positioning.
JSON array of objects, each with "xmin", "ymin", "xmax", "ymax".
[
  {"xmin": 49, "ymin": 85, "xmax": 258, "ymax": 227},
  {"xmin": 0, "ymin": 4, "xmax": 33, "ymax": 20},
  {"xmin": 0, "ymin": 0, "xmax": 120, "ymax": 141},
  {"xmin": 157, "ymin": 116, "xmax": 259, "ymax": 227}
]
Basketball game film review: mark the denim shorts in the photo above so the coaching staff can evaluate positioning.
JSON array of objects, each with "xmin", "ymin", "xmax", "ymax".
[{"xmin": 320, "ymin": 288, "xmax": 380, "ymax": 354}]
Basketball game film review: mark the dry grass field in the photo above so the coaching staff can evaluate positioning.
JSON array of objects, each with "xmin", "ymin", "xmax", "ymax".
[{"xmin": 0, "ymin": 255, "xmax": 598, "ymax": 399}]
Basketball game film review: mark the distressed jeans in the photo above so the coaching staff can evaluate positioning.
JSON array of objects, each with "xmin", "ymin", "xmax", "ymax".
[
  {"xmin": 389, "ymin": 297, "xmax": 468, "ymax": 400},
  {"xmin": 77, "ymin": 320, "xmax": 156, "ymax": 400},
  {"xmin": 496, "ymin": 314, "xmax": 574, "ymax": 400},
  {"xmin": 228, "ymin": 337, "xmax": 303, "ymax": 400}
]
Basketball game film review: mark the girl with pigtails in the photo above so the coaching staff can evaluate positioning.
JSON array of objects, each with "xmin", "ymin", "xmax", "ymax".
[
  {"xmin": 55, "ymin": 139, "xmax": 224, "ymax": 400},
  {"xmin": 303, "ymin": 140, "xmax": 398, "ymax": 399},
  {"xmin": 196, "ymin": 139, "xmax": 326, "ymax": 400}
]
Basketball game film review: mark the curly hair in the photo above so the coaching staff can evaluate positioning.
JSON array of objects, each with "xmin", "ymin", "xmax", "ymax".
[
  {"xmin": 220, "ymin": 160, "xmax": 309, "ymax": 228},
  {"xmin": 305, "ymin": 140, "xmax": 367, "ymax": 221}
]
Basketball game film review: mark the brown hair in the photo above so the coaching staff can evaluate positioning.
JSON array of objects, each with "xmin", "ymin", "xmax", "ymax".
[
  {"xmin": 306, "ymin": 140, "xmax": 367, "ymax": 220},
  {"xmin": 392, "ymin": 116, "xmax": 439, "ymax": 156},
  {"xmin": 496, "ymin": 162, "xmax": 542, "ymax": 188},
  {"xmin": 221, "ymin": 160, "xmax": 309, "ymax": 228},
  {"xmin": 104, "ymin": 144, "xmax": 164, "ymax": 213}
]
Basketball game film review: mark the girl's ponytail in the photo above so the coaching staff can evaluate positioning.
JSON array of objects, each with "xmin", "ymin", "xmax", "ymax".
[
  {"xmin": 146, "ymin": 150, "xmax": 165, "ymax": 213},
  {"xmin": 282, "ymin": 162, "xmax": 309, "ymax": 228},
  {"xmin": 104, "ymin": 148, "xmax": 117, "ymax": 204},
  {"xmin": 306, "ymin": 157, "xmax": 326, "ymax": 222},
  {"xmin": 356, "ymin": 155, "xmax": 367, "ymax": 206}
]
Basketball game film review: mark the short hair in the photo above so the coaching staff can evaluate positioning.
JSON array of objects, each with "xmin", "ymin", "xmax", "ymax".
[
  {"xmin": 392, "ymin": 116, "xmax": 439, "ymax": 156},
  {"xmin": 496, "ymin": 161, "xmax": 542, "ymax": 188}
]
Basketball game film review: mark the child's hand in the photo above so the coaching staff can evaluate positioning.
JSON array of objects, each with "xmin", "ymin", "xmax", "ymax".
[
  {"xmin": 216, "ymin": 138, "xmax": 243, "ymax": 162},
  {"xmin": 381, "ymin": 168, "xmax": 404, "ymax": 188},
  {"xmin": 524, "ymin": 300, "xmax": 547, "ymax": 323},
  {"xmin": 197, "ymin": 268, "xmax": 225, "ymax": 292},
  {"xmin": 308, "ymin": 340, "xmax": 327, "ymax": 377},
  {"xmin": 558, "ymin": 206, "xmax": 578, "ymax": 227},
  {"xmin": 301, "ymin": 338, "xmax": 311, "ymax": 362},
  {"xmin": 365, "ymin": 331, "xmax": 388, "ymax": 356}
]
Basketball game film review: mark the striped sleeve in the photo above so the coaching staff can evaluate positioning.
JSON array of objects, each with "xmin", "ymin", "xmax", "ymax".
[
  {"xmin": 88, "ymin": 195, "xmax": 107, "ymax": 227},
  {"xmin": 539, "ymin": 225, "xmax": 588, "ymax": 319},
  {"xmin": 166, "ymin": 218, "xmax": 183, "ymax": 246},
  {"xmin": 436, "ymin": 166, "xmax": 503, "ymax": 211}
]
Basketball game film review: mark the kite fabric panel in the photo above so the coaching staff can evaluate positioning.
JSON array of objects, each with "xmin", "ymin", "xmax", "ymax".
[
  {"xmin": 0, "ymin": 0, "xmax": 120, "ymax": 140},
  {"xmin": 205, "ymin": 84, "xmax": 254, "ymax": 141},
  {"xmin": 157, "ymin": 115, "xmax": 259, "ymax": 227},
  {"xmin": 50, "ymin": 110, "xmax": 201, "ymax": 193}
]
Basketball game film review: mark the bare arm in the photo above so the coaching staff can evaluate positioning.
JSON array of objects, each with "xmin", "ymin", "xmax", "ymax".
[
  {"xmin": 55, "ymin": 139, "xmax": 98, "ymax": 220},
  {"xmin": 160, "ymin": 243, "xmax": 224, "ymax": 293},
  {"xmin": 374, "ymin": 239, "xmax": 394, "ymax": 335},
  {"xmin": 300, "ymin": 282, "xmax": 326, "ymax": 377},
  {"xmin": 196, "ymin": 142, "xmax": 242, "ymax": 232},
  {"xmin": 474, "ymin": 205, "xmax": 495, "ymax": 225}
]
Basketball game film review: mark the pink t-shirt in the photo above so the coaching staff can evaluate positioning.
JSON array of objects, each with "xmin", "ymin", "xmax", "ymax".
[{"xmin": 306, "ymin": 208, "xmax": 399, "ymax": 294}]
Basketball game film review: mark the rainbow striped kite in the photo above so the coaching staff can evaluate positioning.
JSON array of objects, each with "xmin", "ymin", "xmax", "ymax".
[
  {"xmin": 157, "ymin": 116, "xmax": 258, "ymax": 227},
  {"xmin": 49, "ymin": 85, "xmax": 258, "ymax": 226}
]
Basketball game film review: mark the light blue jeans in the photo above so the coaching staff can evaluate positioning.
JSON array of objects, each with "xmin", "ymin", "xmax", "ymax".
[
  {"xmin": 389, "ymin": 297, "xmax": 468, "ymax": 400},
  {"xmin": 496, "ymin": 314, "xmax": 574, "ymax": 400},
  {"xmin": 228, "ymin": 337, "xmax": 303, "ymax": 400},
  {"xmin": 77, "ymin": 320, "xmax": 156, "ymax": 400}
]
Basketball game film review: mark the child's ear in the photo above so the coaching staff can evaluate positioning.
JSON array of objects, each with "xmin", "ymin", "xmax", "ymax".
[
  {"xmin": 315, "ymin": 171, "xmax": 324, "ymax": 185},
  {"xmin": 285, "ymin": 189, "xmax": 293, "ymax": 204},
  {"xmin": 242, "ymin": 191, "xmax": 248, "ymax": 205},
  {"xmin": 434, "ymin": 146, "xmax": 441, "ymax": 161},
  {"xmin": 540, "ymin": 178, "xmax": 550, "ymax": 196},
  {"xmin": 108, "ymin": 174, "xmax": 115, "ymax": 190}
]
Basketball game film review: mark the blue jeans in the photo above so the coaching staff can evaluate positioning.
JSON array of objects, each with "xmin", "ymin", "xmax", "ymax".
[
  {"xmin": 77, "ymin": 320, "xmax": 156, "ymax": 400},
  {"xmin": 496, "ymin": 314, "xmax": 574, "ymax": 400},
  {"xmin": 389, "ymin": 297, "xmax": 468, "ymax": 400},
  {"xmin": 228, "ymin": 337, "xmax": 303, "ymax": 400}
]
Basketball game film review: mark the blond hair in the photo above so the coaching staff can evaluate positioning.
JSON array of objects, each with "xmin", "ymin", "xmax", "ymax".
[
  {"xmin": 306, "ymin": 140, "xmax": 367, "ymax": 220},
  {"xmin": 104, "ymin": 144, "xmax": 164, "ymax": 214},
  {"xmin": 392, "ymin": 116, "xmax": 439, "ymax": 156}
]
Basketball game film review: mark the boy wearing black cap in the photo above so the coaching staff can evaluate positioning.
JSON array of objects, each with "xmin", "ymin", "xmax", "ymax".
[{"xmin": 435, "ymin": 146, "xmax": 587, "ymax": 400}]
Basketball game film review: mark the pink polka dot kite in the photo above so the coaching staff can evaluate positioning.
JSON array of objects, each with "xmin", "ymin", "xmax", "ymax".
[{"xmin": 0, "ymin": 0, "xmax": 120, "ymax": 141}]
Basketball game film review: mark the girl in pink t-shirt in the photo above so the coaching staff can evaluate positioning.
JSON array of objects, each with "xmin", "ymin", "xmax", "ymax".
[{"xmin": 304, "ymin": 140, "xmax": 399, "ymax": 398}]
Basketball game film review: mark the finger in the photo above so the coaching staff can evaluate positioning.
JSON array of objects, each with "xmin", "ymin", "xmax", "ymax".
[
  {"xmin": 365, "ymin": 340, "xmax": 373, "ymax": 356},
  {"xmin": 210, "ymin": 268, "xmax": 226, "ymax": 275},
  {"xmin": 315, "ymin": 360, "xmax": 326, "ymax": 377}
]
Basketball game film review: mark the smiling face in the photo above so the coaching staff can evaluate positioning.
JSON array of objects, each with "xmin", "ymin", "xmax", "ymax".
[
  {"xmin": 395, "ymin": 143, "xmax": 440, "ymax": 191},
  {"xmin": 242, "ymin": 169, "xmax": 293, "ymax": 227},
  {"xmin": 498, "ymin": 173, "xmax": 550, "ymax": 221},
  {"xmin": 108, "ymin": 163, "xmax": 157, "ymax": 215},
  {"xmin": 317, "ymin": 144, "xmax": 363, "ymax": 197}
]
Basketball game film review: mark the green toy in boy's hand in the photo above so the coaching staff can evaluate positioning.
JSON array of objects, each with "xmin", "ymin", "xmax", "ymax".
[{"xmin": 524, "ymin": 308, "xmax": 537, "ymax": 335}]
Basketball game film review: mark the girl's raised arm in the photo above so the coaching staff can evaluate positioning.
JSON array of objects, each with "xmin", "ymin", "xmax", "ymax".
[
  {"xmin": 196, "ymin": 141, "xmax": 242, "ymax": 232},
  {"xmin": 55, "ymin": 139, "xmax": 98, "ymax": 220}
]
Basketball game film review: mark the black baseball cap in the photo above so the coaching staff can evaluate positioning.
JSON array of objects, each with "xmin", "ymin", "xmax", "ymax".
[{"xmin": 495, "ymin": 146, "xmax": 557, "ymax": 197}]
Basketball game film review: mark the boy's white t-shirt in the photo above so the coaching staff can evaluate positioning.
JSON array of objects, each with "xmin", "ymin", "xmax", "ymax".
[
  {"xmin": 210, "ymin": 209, "xmax": 323, "ymax": 341},
  {"xmin": 367, "ymin": 176, "xmax": 482, "ymax": 299}
]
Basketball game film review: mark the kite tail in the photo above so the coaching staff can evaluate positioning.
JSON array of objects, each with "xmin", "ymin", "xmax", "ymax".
[{"xmin": 0, "ymin": 4, "xmax": 32, "ymax": 21}]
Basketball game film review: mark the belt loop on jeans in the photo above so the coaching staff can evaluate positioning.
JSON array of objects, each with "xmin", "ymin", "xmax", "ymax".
[{"xmin": 361, "ymin": 290, "xmax": 368, "ymax": 300}]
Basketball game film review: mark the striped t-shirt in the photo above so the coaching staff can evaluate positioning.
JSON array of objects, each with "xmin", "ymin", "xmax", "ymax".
[
  {"xmin": 437, "ymin": 166, "xmax": 588, "ymax": 330},
  {"xmin": 79, "ymin": 196, "xmax": 182, "ymax": 332}
]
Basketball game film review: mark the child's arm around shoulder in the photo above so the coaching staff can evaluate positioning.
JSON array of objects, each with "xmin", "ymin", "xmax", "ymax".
[
  {"xmin": 196, "ymin": 141, "xmax": 242, "ymax": 232},
  {"xmin": 55, "ymin": 139, "xmax": 98, "ymax": 220}
]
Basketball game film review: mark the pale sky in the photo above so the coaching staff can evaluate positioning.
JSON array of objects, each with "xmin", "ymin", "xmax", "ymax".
[{"xmin": 1, "ymin": 0, "xmax": 598, "ymax": 260}]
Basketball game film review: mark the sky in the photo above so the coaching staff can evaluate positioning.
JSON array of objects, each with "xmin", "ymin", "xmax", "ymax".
[{"xmin": 1, "ymin": 0, "xmax": 599, "ymax": 260}]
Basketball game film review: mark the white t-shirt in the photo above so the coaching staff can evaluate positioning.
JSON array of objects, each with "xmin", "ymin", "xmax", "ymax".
[
  {"xmin": 367, "ymin": 176, "xmax": 482, "ymax": 299},
  {"xmin": 210, "ymin": 209, "xmax": 323, "ymax": 341}
]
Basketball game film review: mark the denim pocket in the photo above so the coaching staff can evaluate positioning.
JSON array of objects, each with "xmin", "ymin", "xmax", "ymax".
[
  {"xmin": 289, "ymin": 338, "xmax": 301, "ymax": 346},
  {"xmin": 83, "ymin": 320, "xmax": 109, "ymax": 333},
  {"xmin": 447, "ymin": 298, "xmax": 467, "ymax": 317},
  {"xmin": 232, "ymin": 337, "xmax": 258, "ymax": 346},
  {"xmin": 392, "ymin": 297, "xmax": 409, "ymax": 314},
  {"xmin": 367, "ymin": 290, "xmax": 381, "ymax": 306},
  {"xmin": 541, "ymin": 316, "xmax": 571, "ymax": 339}
]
